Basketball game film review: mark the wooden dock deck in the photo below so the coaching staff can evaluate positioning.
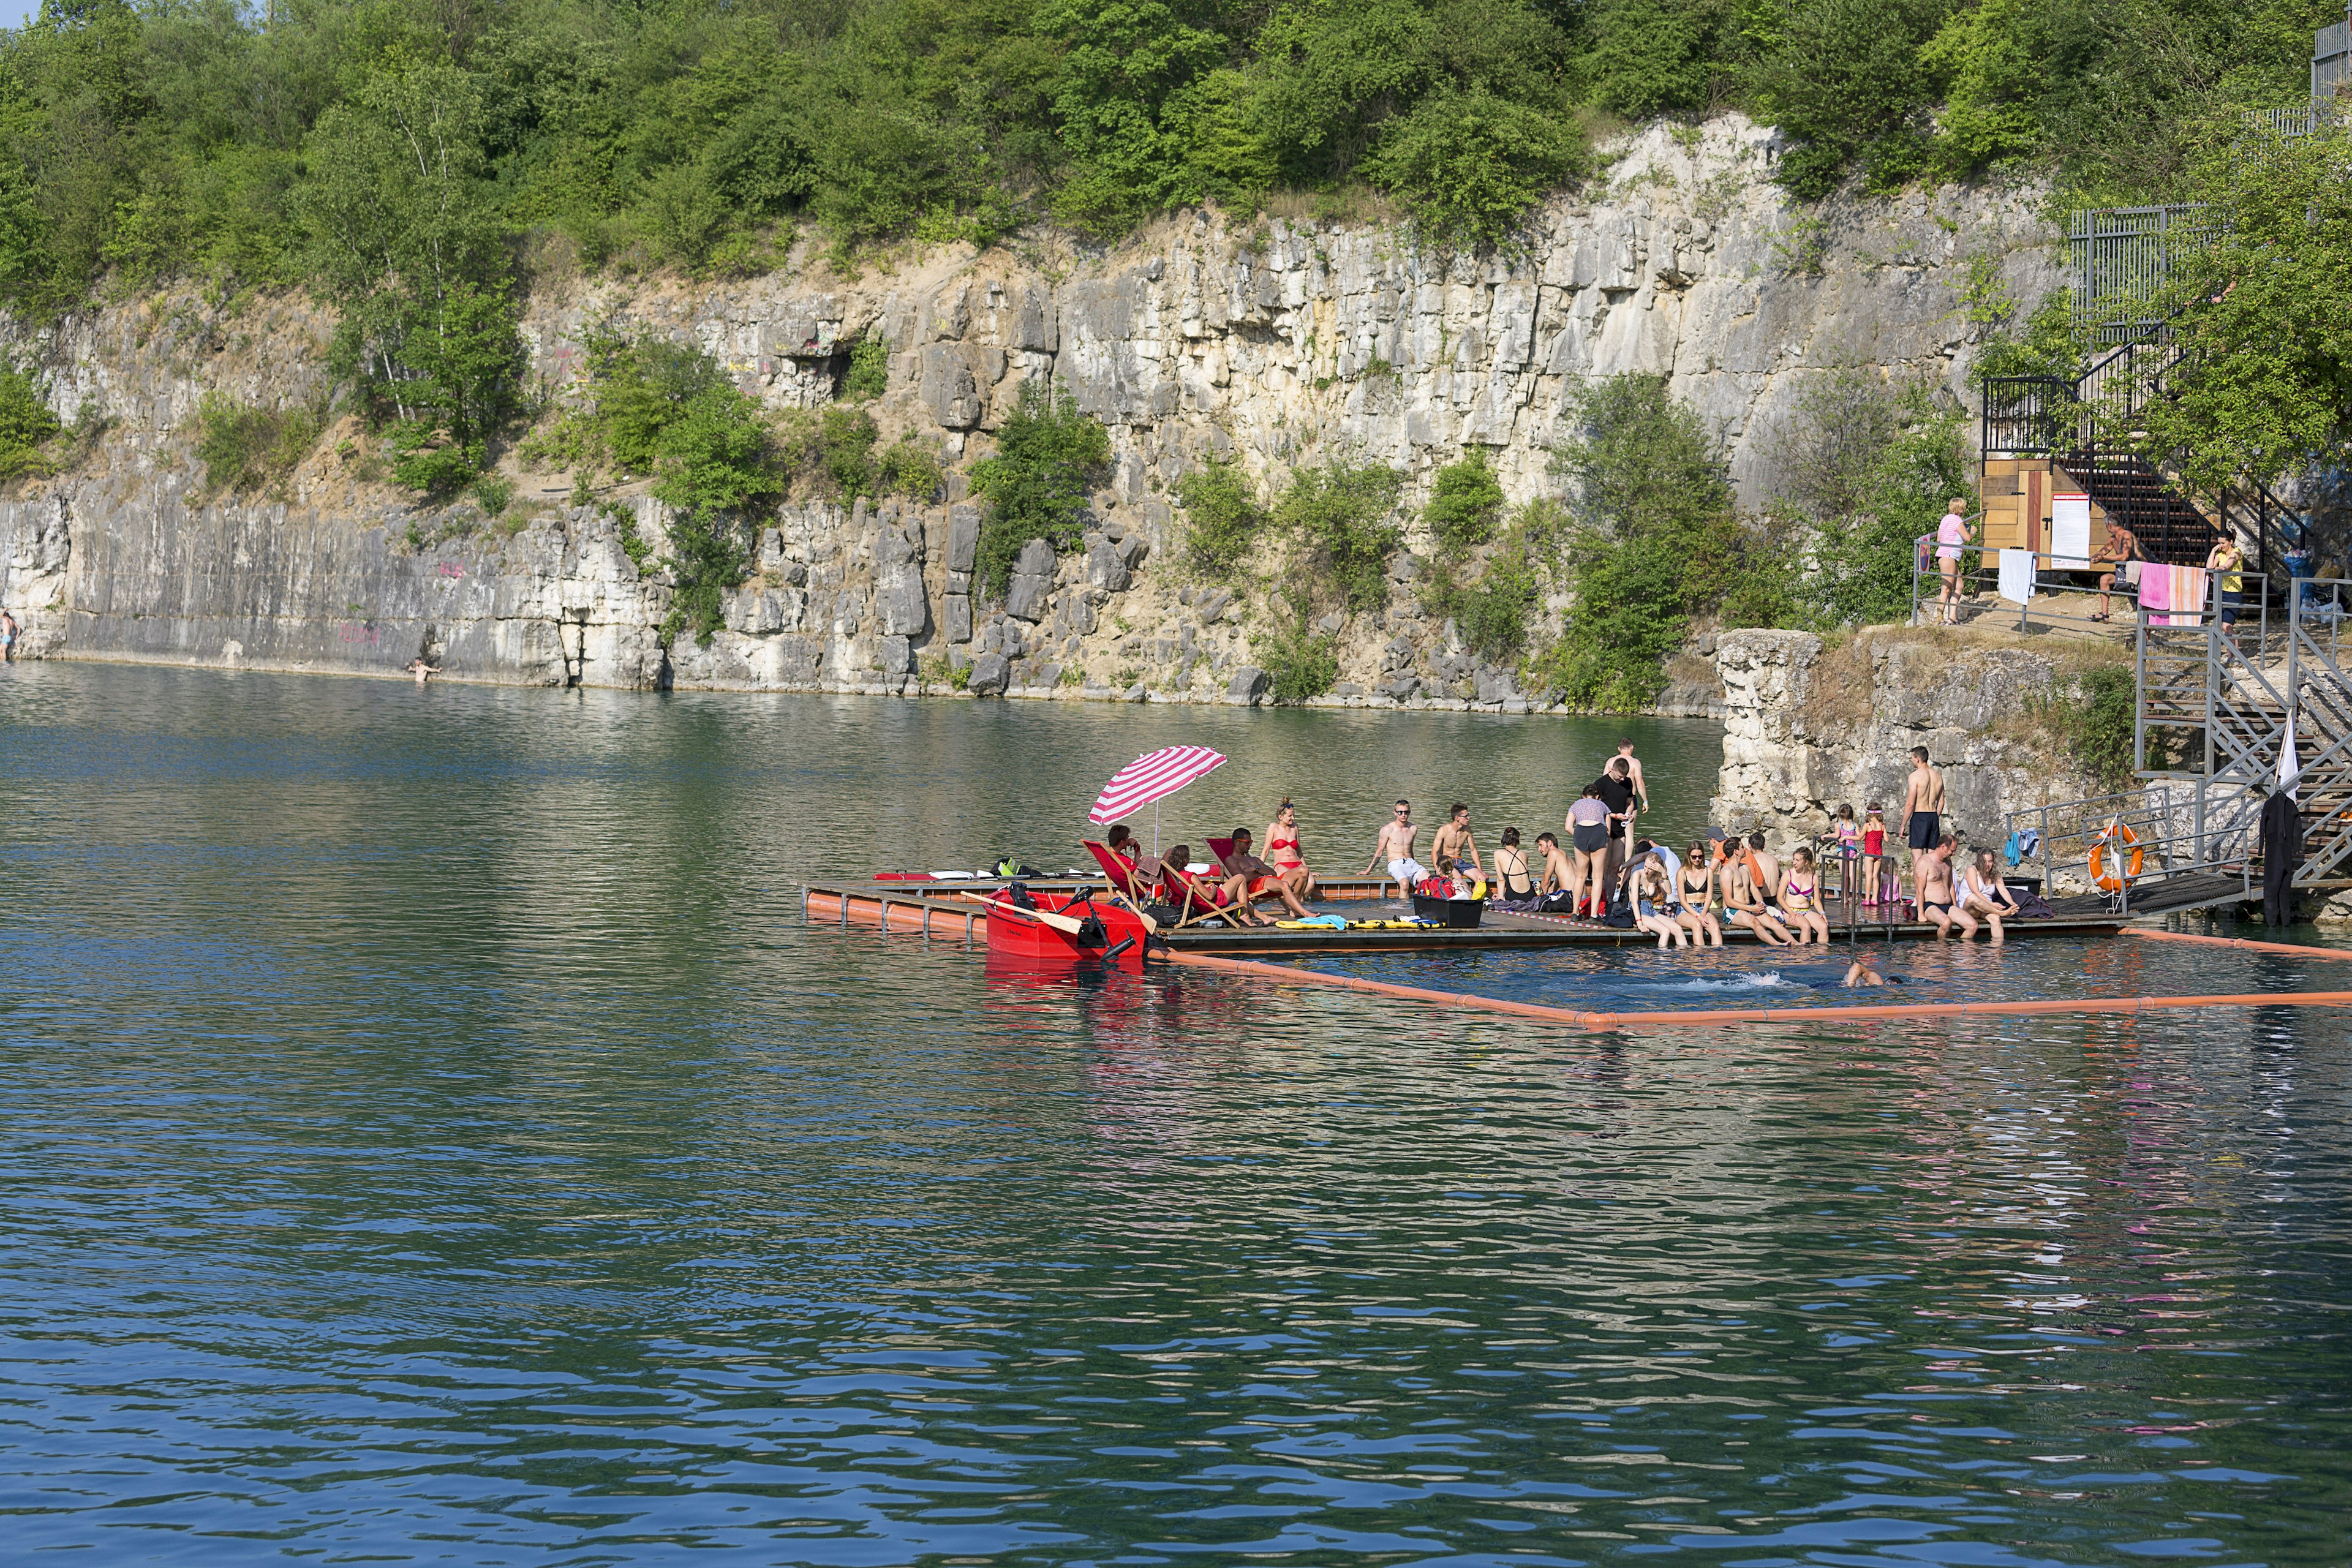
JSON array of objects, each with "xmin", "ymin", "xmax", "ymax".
[{"xmin": 802, "ymin": 881, "xmax": 2133, "ymax": 954}]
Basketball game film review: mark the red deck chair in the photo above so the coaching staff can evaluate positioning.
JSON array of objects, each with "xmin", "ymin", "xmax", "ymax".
[{"xmin": 1082, "ymin": 840, "xmax": 1163, "ymax": 906}]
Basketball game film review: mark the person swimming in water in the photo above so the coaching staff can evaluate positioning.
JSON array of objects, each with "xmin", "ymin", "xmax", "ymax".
[{"xmin": 1842, "ymin": 951, "xmax": 1888, "ymax": 987}]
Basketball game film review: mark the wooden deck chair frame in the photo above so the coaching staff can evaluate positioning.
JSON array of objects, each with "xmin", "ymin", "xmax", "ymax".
[{"xmin": 1158, "ymin": 859, "xmax": 1257, "ymax": 931}]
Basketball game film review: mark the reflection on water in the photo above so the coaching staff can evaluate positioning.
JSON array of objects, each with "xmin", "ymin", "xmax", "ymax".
[{"xmin": 1, "ymin": 662, "xmax": 2348, "ymax": 1565}]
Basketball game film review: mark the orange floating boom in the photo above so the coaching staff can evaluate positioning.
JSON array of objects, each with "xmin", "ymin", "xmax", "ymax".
[
  {"xmin": 1161, "ymin": 951, "xmax": 2352, "ymax": 1031},
  {"xmin": 2125, "ymin": 928, "xmax": 2352, "ymax": 960}
]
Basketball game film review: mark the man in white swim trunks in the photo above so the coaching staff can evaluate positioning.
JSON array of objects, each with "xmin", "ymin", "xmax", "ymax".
[{"xmin": 1368, "ymin": 798, "xmax": 1424, "ymax": 894}]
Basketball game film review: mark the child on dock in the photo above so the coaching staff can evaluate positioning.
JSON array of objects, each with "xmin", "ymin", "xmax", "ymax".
[{"xmin": 1861, "ymin": 804, "xmax": 1887, "ymax": 907}]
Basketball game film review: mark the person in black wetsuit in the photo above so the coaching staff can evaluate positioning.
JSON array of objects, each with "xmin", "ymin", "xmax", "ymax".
[
  {"xmin": 2261, "ymin": 786, "xmax": 2304, "ymax": 925},
  {"xmin": 1590, "ymin": 757, "xmax": 1638, "ymax": 891}
]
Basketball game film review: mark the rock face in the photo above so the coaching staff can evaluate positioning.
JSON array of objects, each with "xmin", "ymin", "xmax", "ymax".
[
  {"xmin": 0, "ymin": 117, "xmax": 2057, "ymax": 699},
  {"xmin": 1711, "ymin": 628, "xmax": 2100, "ymax": 851}
]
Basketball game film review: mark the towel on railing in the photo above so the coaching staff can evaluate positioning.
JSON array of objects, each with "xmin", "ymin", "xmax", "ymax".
[
  {"xmin": 1997, "ymin": 548, "xmax": 2036, "ymax": 604},
  {"xmin": 2158, "ymin": 565, "xmax": 2208, "ymax": 626},
  {"xmin": 2141, "ymin": 565, "xmax": 2172, "ymax": 615}
]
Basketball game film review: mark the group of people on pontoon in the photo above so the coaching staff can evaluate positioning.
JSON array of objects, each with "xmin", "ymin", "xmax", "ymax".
[
  {"xmin": 1099, "ymin": 801, "xmax": 1321, "ymax": 929},
  {"xmin": 1092, "ymin": 737, "xmax": 2022, "ymax": 944}
]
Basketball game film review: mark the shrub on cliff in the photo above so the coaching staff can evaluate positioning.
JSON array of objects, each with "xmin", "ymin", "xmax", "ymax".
[
  {"xmin": 194, "ymin": 393, "xmax": 322, "ymax": 499},
  {"xmin": 1275, "ymin": 462, "xmax": 1404, "ymax": 616},
  {"xmin": 1425, "ymin": 499, "xmax": 1563, "ymax": 665},
  {"xmin": 970, "ymin": 382, "xmax": 1112, "ymax": 596},
  {"xmin": 1422, "ymin": 449, "xmax": 1506, "ymax": 560},
  {"xmin": 650, "ymin": 382, "xmax": 787, "ymax": 646},
  {"xmin": 1255, "ymin": 614, "xmax": 1341, "ymax": 705},
  {"xmin": 0, "ymin": 368, "xmax": 61, "ymax": 480},
  {"xmin": 1176, "ymin": 459, "xmax": 1268, "ymax": 579},
  {"xmin": 1763, "ymin": 370, "xmax": 1970, "ymax": 628}
]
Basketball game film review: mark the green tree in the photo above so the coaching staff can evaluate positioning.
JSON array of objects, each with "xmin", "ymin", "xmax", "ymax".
[
  {"xmin": 1742, "ymin": 0, "xmax": 1951, "ymax": 200},
  {"xmin": 1765, "ymin": 369, "xmax": 1969, "ymax": 627},
  {"xmin": 1544, "ymin": 372, "xmax": 1744, "ymax": 709},
  {"xmin": 300, "ymin": 58, "xmax": 519, "ymax": 488},
  {"xmin": 1275, "ymin": 461, "xmax": 1404, "ymax": 614},
  {"xmin": 0, "ymin": 366, "xmax": 59, "ymax": 478},
  {"xmin": 1586, "ymin": 0, "xmax": 1734, "ymax": 119},
  {"xmin": 2141, "ymin": 113, "xmax": 2352, "ymax": 494}
]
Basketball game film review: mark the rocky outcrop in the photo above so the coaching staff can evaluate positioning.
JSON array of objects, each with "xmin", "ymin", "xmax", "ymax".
[
  {"xmin": 0, "ymin": 117, "xmax": 2059, "ymax": 696},
  {"xmin": 1711, "ymin": 627, "xmax": 2100, "ymax": 848}
]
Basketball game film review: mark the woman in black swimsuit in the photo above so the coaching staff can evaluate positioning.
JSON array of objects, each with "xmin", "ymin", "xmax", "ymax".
[{"xmin": 1493, "ymin": 827, "xmax": 1536, "ymax": 902}]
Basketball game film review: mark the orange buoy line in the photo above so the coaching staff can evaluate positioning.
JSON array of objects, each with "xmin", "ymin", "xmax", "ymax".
[
  {"xmin": 1160, "ymin": 951, "xmax": 2352, "ymax": 1031},
  {"xmin": 2125, "ymin": 927, "xmax": 2352, "ymax": 960}
]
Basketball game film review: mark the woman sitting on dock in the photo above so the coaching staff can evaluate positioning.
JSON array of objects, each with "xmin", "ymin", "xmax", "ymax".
[
  {"xmin": 1677, "ymin": 841, "xmax": 1724, "ymax": 948},
  {"xmin": 1956, "ymin": 848, "xmax": 2018, "ymax": 946},
  {"xmin": 1493, "ymin": 828, "xmax": 1536, "ymax": 902},
  {"xmin": 1777, "ymin": 848, "xmax": 1830, "ymax": 944},
  {"xmin": 1631, "ymin": 861, "xmax": 1687, "ymax": 948},
  {"xmin": 1220, "ymin": 829, "xmax": 1313, "ymax": 920},
  {"xmin": 1264, "ymin": 801, "xmax": 1317, "ymax": 902}
]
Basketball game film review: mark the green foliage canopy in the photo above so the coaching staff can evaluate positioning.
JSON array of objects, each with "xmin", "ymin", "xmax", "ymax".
[{"xmin": 2141, "ymin": 114, "xmax": 2352, "ymax": 494}]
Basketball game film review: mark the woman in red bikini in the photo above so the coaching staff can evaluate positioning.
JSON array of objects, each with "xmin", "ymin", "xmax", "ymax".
[{"xmin": 1265, "ymin": 799, "xmax": 1317, "ymax": 902}]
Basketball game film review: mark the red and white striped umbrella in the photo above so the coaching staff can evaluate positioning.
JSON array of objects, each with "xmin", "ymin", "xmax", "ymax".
[{"xmin": 1088, "ymin": 745, "xmax": 1227, "ymax": 825}]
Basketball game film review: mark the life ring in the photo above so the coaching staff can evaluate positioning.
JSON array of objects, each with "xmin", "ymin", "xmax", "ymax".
[{"xmin": 2089, "ymin": 823, "xmax": 2143, "ymax": 891}]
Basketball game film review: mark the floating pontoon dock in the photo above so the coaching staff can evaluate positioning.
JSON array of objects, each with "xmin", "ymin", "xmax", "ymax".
[{"xmin": 801, "ymin": 880, "xmax": 2135, "ymax": 953}]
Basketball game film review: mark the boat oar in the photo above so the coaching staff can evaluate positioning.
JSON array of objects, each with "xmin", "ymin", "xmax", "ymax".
[
  {"xmin": 952, "ymin": 890, "xmax": 1090, "ymax": 937},
  {"xmin": 1104, "ymin": 891, "xmax": 1159, "ymax": 934}
]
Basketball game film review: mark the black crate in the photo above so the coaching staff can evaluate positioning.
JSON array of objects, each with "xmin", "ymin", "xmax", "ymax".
[{"xmin": 1411, "ymin": 894, "xmax": 1486, "ymax": 929}]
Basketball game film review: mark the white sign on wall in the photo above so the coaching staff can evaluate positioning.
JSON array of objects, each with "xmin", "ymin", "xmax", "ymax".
[{"xmin": 2051, "ymin": 492, "xmax": 2092, "ymax": 568}]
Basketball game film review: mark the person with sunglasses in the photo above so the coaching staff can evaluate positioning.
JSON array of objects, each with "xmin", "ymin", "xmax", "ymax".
[{"xmin": 1366, "ymin": 799, "xmax": 1424, "ymax": 894}]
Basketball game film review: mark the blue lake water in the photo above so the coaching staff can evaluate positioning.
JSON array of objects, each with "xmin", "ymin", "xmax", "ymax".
[{"xmin": 2, "ymin": 660, "xmax": 2349, "ymax": 1566}]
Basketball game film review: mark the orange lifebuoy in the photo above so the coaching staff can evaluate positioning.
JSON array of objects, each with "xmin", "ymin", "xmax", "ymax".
[{"xmin": 2089, "ymin": 823, "xmax": 2143, "ymax": 892}]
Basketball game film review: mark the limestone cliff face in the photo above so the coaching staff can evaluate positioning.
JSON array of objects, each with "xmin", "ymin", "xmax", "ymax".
[
  {"xmin": 0, "ymin": 118, "xmax": 2058, "ymax": 698},
  {"xmin": 1710, "ymin": 628, "xmax": 2099, "ymax": 850}
]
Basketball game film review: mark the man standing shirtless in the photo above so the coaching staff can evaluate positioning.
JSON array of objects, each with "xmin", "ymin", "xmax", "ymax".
[
  {"xmin": 1368, "ymin": 799, "xmax": 1423, "ymax": 892},
  {"xmin": 1431, "ymin": 803, "xmax": 1483, "ymax": 883},
  {"xmin": 1899, "ymin": 747, "xmax": 1945, "ymax": 865},
  {"xmin": 1614, "ymin": 739, "xmax": 1649, "ymax": 816}
]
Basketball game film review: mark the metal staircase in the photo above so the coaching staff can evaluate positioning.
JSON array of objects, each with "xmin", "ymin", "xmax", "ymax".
[{"xmin": 1982, "ymin": 326, "xmax": 2294, "ymax": 573}]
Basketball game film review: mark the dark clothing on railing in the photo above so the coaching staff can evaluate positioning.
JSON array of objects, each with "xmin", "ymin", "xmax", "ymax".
[{"xmin": 2261, "ymin": 790, "xmax": 2304, "ymax": 925}]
